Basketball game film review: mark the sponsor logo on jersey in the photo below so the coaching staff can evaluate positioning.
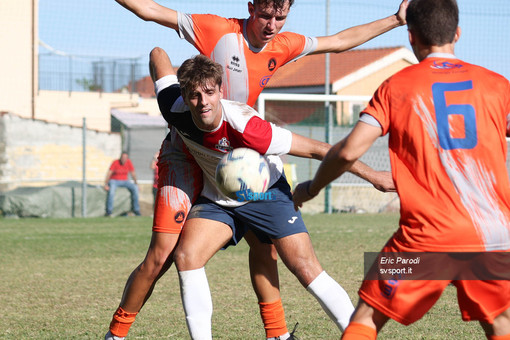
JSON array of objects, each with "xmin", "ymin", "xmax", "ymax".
[
  {"xmin": 268, "ymin": 58, "xmax": 277, "ymax": 71},
  {"xmin": 259, "ymin": 75, "xmax": 271, "ymax": 87},
  {"xmin": 235, "ymin": 189, "xmax": 274, "ymax": 202},
  {"xmin": 215, "ymin": 137, "xmax": 233, "ymax": 152},
  {"xmin": 227, "ymin": 55, "xmax": 243, "ymax": 73},
  {"xmin": 431, "ymin": 60, "xmax": 463, "ymax": 70},
  {"xmin": 174, "ymin": 210, "xmax": 186, "ymax": 224},
  {"xmin": 288, "ymin": 216, "xmax": 298, "ymax": 224}
]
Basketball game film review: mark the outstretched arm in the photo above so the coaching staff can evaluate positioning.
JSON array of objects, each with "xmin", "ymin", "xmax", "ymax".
[
  {"xmin": 288, "ymin": 133, "xmax": 395, "ymax": 193},
  {"xmin": 288, "ymin": 132, "xmax": 331, "ymax": 160},
  {"xmin": 115, "ymin": 0, "xmax": 178, "ymax": 30},
  {"xmin": 349, "ymin": 161, "xmax": 395, "ymax": 193},
  {"xmin": 312, "ymin": 0, "xmax": 408, "ymax": 54},
  {"xmin": 292, "ymin": 121, "xmax": 385, "ymax": 209}
]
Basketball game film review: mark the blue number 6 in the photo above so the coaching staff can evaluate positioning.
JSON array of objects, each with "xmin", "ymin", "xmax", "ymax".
[{"xmin": 432, "ymin": 81, "xmax": 477, "ymax": 150}]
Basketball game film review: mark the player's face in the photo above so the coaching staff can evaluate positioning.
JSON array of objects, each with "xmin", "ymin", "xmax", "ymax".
[
  {"xmin": 247, "ymin": 1, "xmax": 290, "ymax": 48},
  {"xmin": 184, "ymin": 81, "xmax": 223, "ymax": 131}
]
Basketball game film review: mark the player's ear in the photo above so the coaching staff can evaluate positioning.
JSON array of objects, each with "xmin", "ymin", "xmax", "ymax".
[
  {"xmin": 248, "ymin": 2, "xmax": 255, "ymax": 17},
  {"xmin": 453, "ymin": 26, "xmax": 461, "ymax": 43},
  {"xmin": 407, "ymin": 29, "xmax": 415, "ymax": 46}
]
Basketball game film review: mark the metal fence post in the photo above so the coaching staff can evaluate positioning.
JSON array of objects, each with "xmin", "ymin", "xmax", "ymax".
[{"xmin": 82, "ymin": 117, "xmax": 87, "ymax": 217}]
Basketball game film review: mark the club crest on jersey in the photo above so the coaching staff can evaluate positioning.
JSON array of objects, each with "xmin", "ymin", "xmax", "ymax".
[
  {"xmin": 215, "ymin": 137, "xmax": 233, "ymax": 152},
  {"xmin": 268, "ymin": 58, "xmax": 277, "ymax": 71}
]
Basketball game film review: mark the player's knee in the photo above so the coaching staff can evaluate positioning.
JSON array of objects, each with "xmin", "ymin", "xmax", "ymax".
[
  {"xmin": 173, "ymin": 247, "xmax": 201, "ymax": 271},
  {"xmin": 484, "ymin": 307, "xmax": 510, "ymax": 337},
  {"xmin": 249, "ymin": 243, "xmax": 278, "ymax": 263},
  {"xmin": 140, "ymin": 250, "xmax": 173, "ymax": 278},
  {"xmin": 287, "ymin": 257, "xmax": 323, "ymax": 287}
]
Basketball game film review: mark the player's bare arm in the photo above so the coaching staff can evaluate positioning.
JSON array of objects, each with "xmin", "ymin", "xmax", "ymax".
[
  {"xmin": 115, "ymin": 0, "xmax": 178, "ymax": 30},
  {"xmin": 288, "ymin": 133, "xmax": 330, "ymax": 160},
  {"xmin": 293, "ymin": 121, "xmax": 382, "ymax": 209},
  {"xmin": 149, "ymin": 47, "xmax": 176, "ymax": 82},
  {"xmin": 312, "ymin": 0, "xmax": 408, "ymax": 54},
  {"xmin": 349, "ymin": 161, "xmax": 395, "ymax": 193},
  {"xmin": 289, "ymin": 132, "xmax": 395, "ymax": 193}
]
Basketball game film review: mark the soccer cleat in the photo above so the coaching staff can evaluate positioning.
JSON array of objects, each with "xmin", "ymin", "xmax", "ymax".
[
  {"xmin": 104, "ymin": 330, "xmax": 125, "ymax": 340},
  {"xmin": 288, "ymin": 322, "xmax": 300, "ymax": 340},
  {"xmin": 270, "ymin": 322, "xmax": 300, "ymax": 340}
]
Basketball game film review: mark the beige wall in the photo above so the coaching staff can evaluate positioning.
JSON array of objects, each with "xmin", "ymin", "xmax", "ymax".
[
  {"xmin": 0, "ymin": 0, "xmax": 38, "ymax": 118},
  {"xmin": 335, "ymin": 59, "xmax": 413, "ymax": 125},
  {"xmin": 36, "ymin": 90, "xmax": 160, "ymax": 132}
]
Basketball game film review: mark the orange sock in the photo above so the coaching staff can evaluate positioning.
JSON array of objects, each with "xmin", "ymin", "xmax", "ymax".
[
  {"xmin": 259, "ymin": 299, "xmax": 288, "ymax": 338},
  {"xmin": 341, "ymin": 322, "xmax": 377, "ymax": 340},
  {"xmin": 109, "ymin": 306, "xmax": 138, "ymax": 337},
  {"xmin": 487, "ymin": 333, "xmax": 510, "ymax": 340}
]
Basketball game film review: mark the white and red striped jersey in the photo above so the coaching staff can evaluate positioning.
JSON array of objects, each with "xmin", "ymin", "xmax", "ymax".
[{"xmin": 155, "ymin": 75, "xmax": 292, "ymax": 206}]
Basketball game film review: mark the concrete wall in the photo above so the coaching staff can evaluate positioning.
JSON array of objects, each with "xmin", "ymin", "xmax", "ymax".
[{"xmin": 0, "ymin": 112, "xmax": 121, "ymax": 191}]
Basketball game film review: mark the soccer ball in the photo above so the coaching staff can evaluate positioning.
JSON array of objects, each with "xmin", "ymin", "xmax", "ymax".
[{"xmin": 215, "ymin": 148, "xmax": 270, "ymax": 200}]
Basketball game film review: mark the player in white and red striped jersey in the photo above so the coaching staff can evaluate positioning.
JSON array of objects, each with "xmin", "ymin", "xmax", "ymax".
[
  {"xmin": 153, "ymin": 47, "xmax": 356, "ymax": 339},
  {"xmin": 107, "ymin": 1, "xmax": 404, "ymax": 339}
]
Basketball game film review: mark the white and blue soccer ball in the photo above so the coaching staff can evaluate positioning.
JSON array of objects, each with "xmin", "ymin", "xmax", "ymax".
[{"xmin": 215, "ymin": 148, "xmax": 270, "ymax": 200}]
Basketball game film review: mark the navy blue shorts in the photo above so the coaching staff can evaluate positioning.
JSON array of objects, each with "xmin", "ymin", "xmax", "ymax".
[{"xmin": 187, "ymin": 175, "xmax": 308, "ymax": 248}]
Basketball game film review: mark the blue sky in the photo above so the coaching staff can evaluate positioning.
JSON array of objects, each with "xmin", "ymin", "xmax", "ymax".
[{"xmin": 38, "ymin": 0, "xmax": 510, "ymax": 80}]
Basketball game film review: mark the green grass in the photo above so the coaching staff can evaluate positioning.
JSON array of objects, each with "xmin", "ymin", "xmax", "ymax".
[{"xmin": 0, "ymin": 214, "xmax": 484, "ymax": 339}]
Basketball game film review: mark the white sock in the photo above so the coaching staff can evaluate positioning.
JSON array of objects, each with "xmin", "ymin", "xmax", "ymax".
[
  {"xmin": 267, "ymin": 333, "xmax": 290, "ymax": 340},
  {"xmin": 178, "ymin": 267, "xmax": 213, "ymax": 340},
  {"xmin": 306, "ymin": 271, "xmax": 354, "ymax": 331}
]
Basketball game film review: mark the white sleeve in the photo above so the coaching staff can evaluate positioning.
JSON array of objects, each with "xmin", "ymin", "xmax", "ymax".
[
  {"xmin": 359, "ymin": 113, "xmax": 382, "ymax": 128},
  {"xmin": 177, "ymin": 12, "xmax": 196, "ymax": 43},
  {"xmin": 154, "ymin": 75, "xmax": 178, "ymax": 96},
  {"xmin": 287, "ymin": 37, "xmax": 318, "ymax": 64},
  {"xmin": 266, "ymin": 123, "xmax": 292, "ymax": 155}
]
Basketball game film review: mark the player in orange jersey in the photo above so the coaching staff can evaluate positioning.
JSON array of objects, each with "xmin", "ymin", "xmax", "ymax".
[
  {"xmin": 106, "ymin": 1, "xmax": 404, "ymax": 339},
  {"xmin": 293, "ymin": 0, "xmax": 510, "ymax": 339}
]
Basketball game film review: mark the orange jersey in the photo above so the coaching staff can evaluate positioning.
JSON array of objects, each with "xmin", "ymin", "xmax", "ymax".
[
  {"xmin": 363, "ymin": 55, "xmax": 510, "ymax": 251},
  {"xmin": 177, "ymin": 12, "xmax": 317, "ymax": 106}
]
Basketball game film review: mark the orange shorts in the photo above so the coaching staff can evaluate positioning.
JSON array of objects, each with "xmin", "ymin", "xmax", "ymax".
[
  {"xmin": 152, "ymin": 129, "xmax": 203, "ymax": 234},
  {"xmin": 359, "ymin": 238, "xmax": 510, "ymax": 325}
]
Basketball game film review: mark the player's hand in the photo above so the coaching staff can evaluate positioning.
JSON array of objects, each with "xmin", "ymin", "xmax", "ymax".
[
  {"xmin": 292, "ymin": 180, "xmax": 316, "ymax": 211},
  {"xmin": 370, "ymin": 171, "xmax": 396, "ymax": 193},
  {"xmin": 396, "ymin": 0, "xmax": 408, "ymax": 26},
  {"xmin": 103, "ymin": 184, "xmax": 110, "ymax": 191}
]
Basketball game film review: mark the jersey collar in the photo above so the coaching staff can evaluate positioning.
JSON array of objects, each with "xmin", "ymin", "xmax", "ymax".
[{"xmin": 426, "ymin": 52, "xmax": 457, "ymax": 59}]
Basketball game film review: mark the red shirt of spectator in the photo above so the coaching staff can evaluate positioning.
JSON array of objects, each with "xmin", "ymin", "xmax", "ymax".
[{"xmin": 109, "ymin": 154, "xmax": 135, "ymax": 181}]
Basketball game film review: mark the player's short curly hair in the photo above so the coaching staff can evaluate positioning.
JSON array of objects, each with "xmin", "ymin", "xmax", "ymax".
[
  {"xmin": 253, "ymin": 0, "xmax": 294, "ymax": 11},
  {"xmin": 407, "ymin": 0, "xmax": 458, "ymax": 46},
  {"xmin": 177, "ymin": 55, "xmax": 223, "ymax": 98}
]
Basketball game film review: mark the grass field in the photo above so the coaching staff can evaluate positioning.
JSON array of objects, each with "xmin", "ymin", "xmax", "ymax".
[{"xmin": 0, "ymin": 213, "xmax": 484, "ymax": 339}]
